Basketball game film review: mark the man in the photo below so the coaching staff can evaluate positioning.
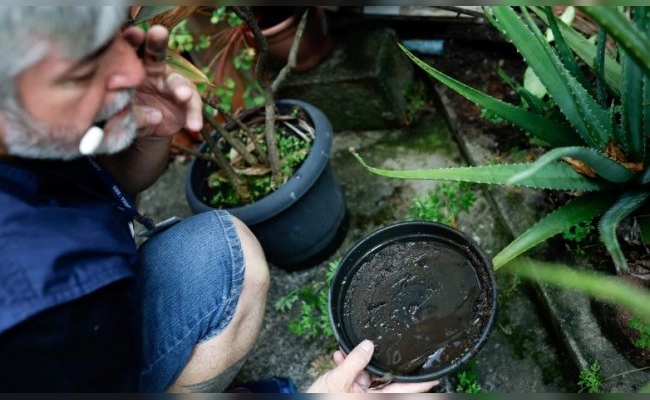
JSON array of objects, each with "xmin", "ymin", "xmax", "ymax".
[{"xmin": 0, "ymin": 7, "xmax": 435, "ymax": 393}]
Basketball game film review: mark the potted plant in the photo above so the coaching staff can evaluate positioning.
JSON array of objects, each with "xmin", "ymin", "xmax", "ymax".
[
  {"xmin": 132, "ymin": 6, "xmax": 347, "ymax": 270},
  {"xmin": 352, "ymin": 6, "xmax": 650, "ymax": 366},
  {"xmin": 328, "ymin": 221, "xmax": 498, "ymax": 383}
]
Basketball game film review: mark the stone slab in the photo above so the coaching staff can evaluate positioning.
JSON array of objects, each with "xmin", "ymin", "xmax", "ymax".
[{"xmin": 275, "ymin": 27, "xmax": 414, "ymax": 132}]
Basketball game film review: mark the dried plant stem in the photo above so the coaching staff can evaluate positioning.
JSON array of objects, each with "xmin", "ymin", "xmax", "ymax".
[
  {"xmin": 263, "ymin": 86, "xmax": 281, "ymax": 187},
  {"xmin": 204, "ymin": 112, "xmax": 258, "ymax": 166},
  {"xmin": 272, "ymin": 8, "xmax": 309, "ymax": 93},
  {"xmin": 201, "ymin": 95, "xmax": 267, "ymax": 164},
  {"xmin": 234, "ymin": 6, "xmax": 283, "ymax": 186},
  {"xmin": 199, "ymin": 128, "xmax": 251, "ymax": 201},
  {"xmin": 171, "ymin": 142, "xmax": 218, "ymax": 163}
]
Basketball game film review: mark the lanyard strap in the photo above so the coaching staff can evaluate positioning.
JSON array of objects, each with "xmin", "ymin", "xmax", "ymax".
[{"xmin": 85, "ymin": 156, "xmax": 156, "ymax": 230}]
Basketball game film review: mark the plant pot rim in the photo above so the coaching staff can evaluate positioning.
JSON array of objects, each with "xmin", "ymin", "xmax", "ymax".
[
  {"xmin": 328, "ymin": 220, "xmax": 498, "ymax": 382},
  {"xmin": 260, "ymin": 12, "xmax": 296, "ymax": 37},
  {"xmin": 185, "ymin": 99, "xmax": 333, "ymax": 224}
]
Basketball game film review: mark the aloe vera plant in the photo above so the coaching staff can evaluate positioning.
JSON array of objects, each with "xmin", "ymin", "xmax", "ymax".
[{"xmin": 354, "ymin": 6, "xmax": 650, "ymax": 274}]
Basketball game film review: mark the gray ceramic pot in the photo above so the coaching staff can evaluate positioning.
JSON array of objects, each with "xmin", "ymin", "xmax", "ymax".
[{"xmin": 185, "ymin": 99, "xmax": 348, "ymax": 270}]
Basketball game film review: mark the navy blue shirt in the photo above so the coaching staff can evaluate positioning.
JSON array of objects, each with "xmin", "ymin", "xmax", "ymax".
[{"xmin": 0, "ymin": 157, "xmax": 137, "ymax": 333}]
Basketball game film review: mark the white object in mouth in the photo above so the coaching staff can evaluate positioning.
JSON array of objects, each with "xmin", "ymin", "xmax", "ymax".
[{"xmin": 79, "ymin": 126, "xmax": 105, "ymax": 155}]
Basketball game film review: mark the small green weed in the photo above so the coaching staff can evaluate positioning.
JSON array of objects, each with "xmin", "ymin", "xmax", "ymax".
[
  {"xmin": 629, "ymin": 316, "xmax": 650, "ymax": 350},
  {"xmin": 499, "ymin": 274, "xmax": 522, "ymax": 305},
  {"xmin": 275, "ymin": 260, "xmax": 339, "ymax": 339},
  {"xmin": 168, "ymin": 19, "xmax": 210, "ymax": 53},
  {"xmin": 403, "ymin": 80, "xmax": 434, "ymax": 125},
  {"xmin": 562, "ymin": 220, "xmax": 594, "ymax": 243},
  {"xmin": 455, "ymin": 360, "xmax": 481, "ymax": 393},
  {"xmin": 578, "ymin": 361, "xmax": 602, "ymax": 393},
  {"xmin": 407, "ymin": 181, "xmax": 477, "ymax": 227}
]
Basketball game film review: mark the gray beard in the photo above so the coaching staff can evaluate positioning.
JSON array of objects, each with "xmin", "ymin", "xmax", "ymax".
[{"xmin": 1, "ymin": 90, "xmax": 137, "ymax": 160}]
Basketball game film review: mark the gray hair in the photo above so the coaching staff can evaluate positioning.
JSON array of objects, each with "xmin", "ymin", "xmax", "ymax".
[{"xmin": 0, "ymin": 6, "xmax": 129, "ymax": 103}]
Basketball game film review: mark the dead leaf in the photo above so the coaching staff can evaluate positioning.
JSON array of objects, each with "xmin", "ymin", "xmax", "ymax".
[
  {"xmin": 166, "ymin": 51, "xmax": 212, "ymax": 86},
  {"xmin": 606, "ymin": 141, "xmax": 627, "ymax": 164},
  {"xmin": 562, "ymin": 156, "xmax": 597, "ymax": 178},
  {"xmin": 238, "ymin": 166, "xmax": 270, "ymax": 176},
  {"xmin": 136, "ymin": 6, "xmax": 200, "ymax": 29},
  {"xmin": 605, "ymin": 141, "xmax": 644, "ymax": 172}
]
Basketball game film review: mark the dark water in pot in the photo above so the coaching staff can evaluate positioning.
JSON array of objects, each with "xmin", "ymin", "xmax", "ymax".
[{"xmin": 342, "ymin": 239, "xmax": 485, "ymax": 375}]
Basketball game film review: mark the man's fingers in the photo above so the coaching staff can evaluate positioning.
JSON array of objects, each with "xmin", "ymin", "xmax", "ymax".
[
  {"xmin": 163, "ymin": 71, "xmax": 203, "ymax": 132},
  {"xmin": 121, "ymin": 25, "xmax": 145, "ymax": 49},
  {"xmin": 333, "ymin": 350, "xmax": 346, "ymax": 366},
  {"xmin": 142, "ymin": 25, "xmax": 168, "ymax": 78},
  {"xmin": 335, "ymin": 340, "xmax": 374, "ymax": 377},
  {"xmin": 132, "ymin": 105, "xmax": 163, "ymax": 131},
  {"xmin": 374, "ymin": 380, "xmax": 439, "ymax": 394}
]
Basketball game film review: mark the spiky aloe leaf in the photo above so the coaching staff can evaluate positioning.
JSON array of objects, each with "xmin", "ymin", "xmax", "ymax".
[
  {"xmin": 599, "ymin": 191, "xmax": 650, "ymax": 274},
  {"xmin": 398, "ymin": 44, "xmax": 579, "ymax": 148},
  {"xmin": 486, "ymin": 7, "xmax": 611, "ymax": 150},
  {"xmin": 530, "ymin": 7, "xmax": 621, "ymax": 96},
  {"xmin": 497, "ymin": 67, "xmax": 548, "ymax": 114},
  {"xmin": 636, "ymin": 215, "xmax": 650, "ymax": 245},
  {"xmin": 620, "ymin": 49, "xmax": 645, "ymax": 161},
  {"xmin": 351, "ymin": 150, "xmax": 614, "ymax": 191},
  {"xmin": 582, "ymin": 6, "xmax": 650, "ymax": 77},
  {"xmin": 493, "ymin": 192, "xmax": 618, "ymax": 269},
  {"xmin": 505, "ymin": 257, "xmax": 650, "ymax": 324},
  {"xmin": 544, "ymin": 7, "xmax": 590, "ymax": 91},
  {"xmin": 595, "ymin": 28, "xmax": 609, "ymax": 107},
  {"xmin": 507, "ymin": 146, "xmax": 635, "ymax": 185},
  {"xmin": 644, "ymin": 71, "xmax": 650, "ymax": 167}
]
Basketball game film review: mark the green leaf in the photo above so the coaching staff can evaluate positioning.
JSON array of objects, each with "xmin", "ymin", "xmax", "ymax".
[
  {"xmin": 635, "ymin": 215, "xmax": 650, "ymax": 244},
  {"xmin": 493, "ymin": 192, "xmax": 618, "ymax": 268},
  {"xmin": 598, "ymin": 191, "xmax": 650, "ymax": 274},
  {"xmin": 620, "ymin": 49, "xmax": 645, "ymax": 161},
  {"xmin": 497, "ymin": 67, "xmax": 548, "ymax": 113},
  {"xmin": 399, "ymin": 43, "xmax": 579, "ymax": 148},
  {"xmin": 523, "ymin": 67, "xmax": 547, "ymax": 100},
  {"xmin": 504, "ymin": 257, "xmax": 650, "ymax": 325},
  {"xmin": 530, "ymin": 6, "xmax": 621, "ymax": 96},
  {"xmin": 544, "ymin": 7, "xmax": 590, "ymax": 91},
  {"xmin": 486, "ymin": 7, "xmax": 611, "ymax": 150},
  {"xmin": 595, "ymin": 28, "xmax": 609, "ymax": 107},
  {"xmin": 582, "ymin": 7, "xmax": 650, "ymax": 77},
  {"xmin": 352, "ymin": 150, "xmax": 614, "ymax": 192},
  {"xmin": 507, "ymin": 146, "xmax": 635, "ymax": 185}
]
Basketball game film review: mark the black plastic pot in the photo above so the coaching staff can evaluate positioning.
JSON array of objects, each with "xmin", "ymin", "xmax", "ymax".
[
  {"xmin": 329, "ymin": 221, "xmax": 498, "ymax": 382},
  {"xmin": 185, "ymin": 99, "xmax": 348, "ymax": 271}
]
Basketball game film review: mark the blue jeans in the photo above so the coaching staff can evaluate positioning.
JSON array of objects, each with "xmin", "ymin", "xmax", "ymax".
[{"xmin": 133, "ymin": 210, "xmax": 245, "ymax": 392}]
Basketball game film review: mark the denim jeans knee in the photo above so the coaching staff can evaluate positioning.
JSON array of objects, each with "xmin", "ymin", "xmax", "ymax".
[{"xmin": 133, "ymin": 210, "xmax": 245, "ymax": 392}]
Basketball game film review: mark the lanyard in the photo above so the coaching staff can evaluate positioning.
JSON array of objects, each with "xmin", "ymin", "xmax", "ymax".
[{"xmin": 85, "ymin": 156, "xmax": 156, "ymax": 230}]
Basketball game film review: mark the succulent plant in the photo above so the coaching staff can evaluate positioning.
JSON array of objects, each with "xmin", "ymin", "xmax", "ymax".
[{"xmin": 354, "ymin": 6, "xmax": 650, "ymax": 275}]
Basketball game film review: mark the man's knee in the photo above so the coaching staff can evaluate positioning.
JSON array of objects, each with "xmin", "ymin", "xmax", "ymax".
[{"xmin": 231, "ymin": 216, "xmax": 270, "ymax": 296}]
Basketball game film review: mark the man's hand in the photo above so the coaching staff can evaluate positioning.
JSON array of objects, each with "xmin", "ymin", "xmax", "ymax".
[
  {"xmin": 97, "ymin": 24, "xmax": 203, "ymax": 195},
  {"xmin": 306, "ymin": 340, "xmax": 439, "ymax": 393},
  {"xmin": 122, "ymin": 25, "xmax": 203, "ymax": 138}
]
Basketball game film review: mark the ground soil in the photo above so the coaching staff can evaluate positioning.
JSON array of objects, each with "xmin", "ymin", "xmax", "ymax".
[{"xmin": 422, "ymin": 34, "xmax": 650, "ymax": 370}]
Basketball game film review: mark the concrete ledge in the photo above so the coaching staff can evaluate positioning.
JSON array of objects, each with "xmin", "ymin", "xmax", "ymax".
[{"xmin": 276, "ymin": 28, "xmax": 414, "ymax": 131}]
